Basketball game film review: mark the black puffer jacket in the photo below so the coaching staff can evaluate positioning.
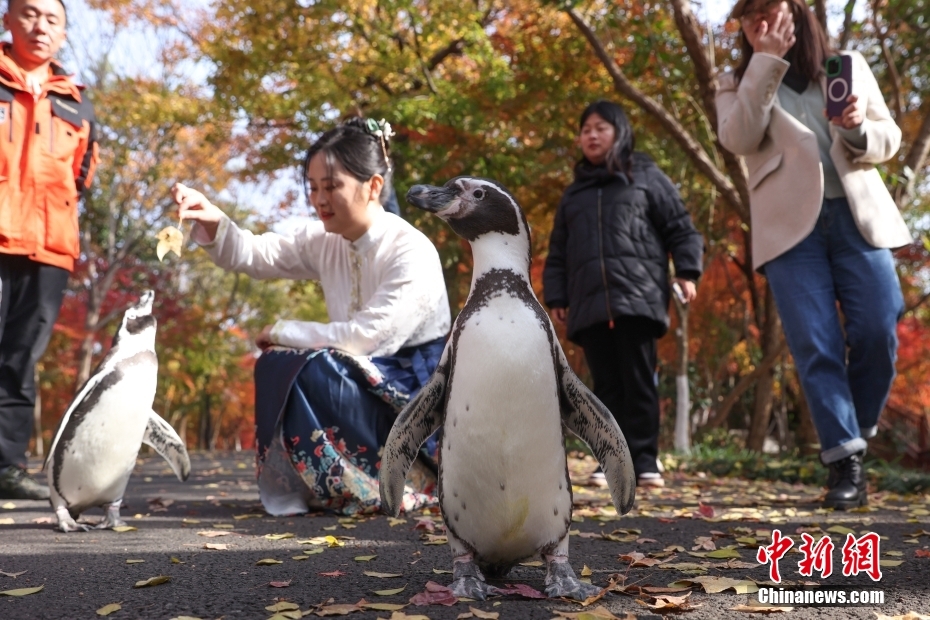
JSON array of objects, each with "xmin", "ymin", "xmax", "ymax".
[{"xmin": 543, "ymin": 153, "xmax": 704, "ymax": 341}]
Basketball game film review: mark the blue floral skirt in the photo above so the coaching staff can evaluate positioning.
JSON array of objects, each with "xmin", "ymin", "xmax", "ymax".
[{"xmin": 253, "ymin": 337, "xmax": 445, "ymax": 516}]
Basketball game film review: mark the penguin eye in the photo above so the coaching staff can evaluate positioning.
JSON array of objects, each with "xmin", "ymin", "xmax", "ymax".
[{"xmin": 472, "ymin": 189, "xmax": 485, "ymax": 200}]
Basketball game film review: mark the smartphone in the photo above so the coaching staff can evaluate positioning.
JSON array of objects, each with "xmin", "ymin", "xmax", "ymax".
[
  {"xmin": 825, "ymin": 55, "xmax": 852, "ymax": 119},
  {"xmin": 672, "ymin": 281, "xmax": 688, "ymax": 305}
]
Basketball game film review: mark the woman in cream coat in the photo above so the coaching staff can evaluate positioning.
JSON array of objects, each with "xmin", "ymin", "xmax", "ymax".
[{"xmin": 716, "ymin": 0, "xmax": 911, "ymax": 509}]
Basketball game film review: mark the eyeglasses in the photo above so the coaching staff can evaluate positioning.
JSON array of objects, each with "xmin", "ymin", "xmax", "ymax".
[{"xmin": 740, "ymin": 0, "xmax": 784, "ymax": 23}]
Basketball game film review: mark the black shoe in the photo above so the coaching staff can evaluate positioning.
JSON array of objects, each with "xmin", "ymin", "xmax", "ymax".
[
  {"xmin": 822, "ymin": 452, "xmax": 867, "ymax": 510},
  {"xmin": 0, "ymin": 466, "xmax": 50, "ymax": 500}
]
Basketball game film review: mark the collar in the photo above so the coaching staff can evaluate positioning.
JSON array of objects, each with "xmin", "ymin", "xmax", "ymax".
[
  {"xmin": 349, "ymin": 208, "xmax": 390, "ymax": 254},
  {"xmin": 0, "ymin": 43, "xmax": 82, "ymax": 100}
]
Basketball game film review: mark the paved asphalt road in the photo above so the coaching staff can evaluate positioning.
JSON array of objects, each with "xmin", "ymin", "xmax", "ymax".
[{"xmin": 1, "ymin": 452, "xmax": 928, "ymax": 620}]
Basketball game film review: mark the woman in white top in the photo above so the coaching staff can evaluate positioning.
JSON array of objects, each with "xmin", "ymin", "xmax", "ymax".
[{"xmin": 172, "ymin": 118, "xmax": 451, "ymax": 516}]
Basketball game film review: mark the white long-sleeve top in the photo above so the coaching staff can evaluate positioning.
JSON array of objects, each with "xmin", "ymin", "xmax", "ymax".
[{"xmin": 191, "ymin": 210, "xmax": 451, "ymax": 357}]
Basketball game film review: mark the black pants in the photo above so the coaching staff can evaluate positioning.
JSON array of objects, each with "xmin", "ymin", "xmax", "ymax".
[
  {"xmin": 0, "ymin": 255, "xmax": 69, "ymax": 469},
  {"xmin": 577, "ymin": 316, "xmax": 661, "ymax": 477}
]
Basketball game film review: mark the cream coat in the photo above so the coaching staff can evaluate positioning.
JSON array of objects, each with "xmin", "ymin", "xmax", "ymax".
[{"xmin": 716, "ymin": 51, "xmax": 912, "ymax": 270}]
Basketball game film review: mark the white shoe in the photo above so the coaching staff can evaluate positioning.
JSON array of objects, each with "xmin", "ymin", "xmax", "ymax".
[
  {"xmin": 637, "ymin": 472, "xmax": 665, "ymax": 488},
  {"xmin": 588, "ymin": 470, "xmax": 608, "ymax": 488}
]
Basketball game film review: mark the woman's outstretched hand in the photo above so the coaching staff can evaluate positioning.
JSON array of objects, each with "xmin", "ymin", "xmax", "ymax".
[
  {"xmin": 172, "ymin": 182, "xmax": 225, "ymax": 242},
  {"xmin": 255, "ymin": 325, "xmax": 276, "ymax": 350}
]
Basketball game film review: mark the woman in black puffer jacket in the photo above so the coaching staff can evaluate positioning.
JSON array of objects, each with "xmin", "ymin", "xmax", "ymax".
[{"xmin": 543, "ymin": 100, "xmax": 704, "ymax": 487}]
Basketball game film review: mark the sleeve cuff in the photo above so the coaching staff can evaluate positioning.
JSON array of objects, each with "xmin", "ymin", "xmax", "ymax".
[
  {"xmin": 837, "ymin": 123, "xmax": 868, "ymax": 150},
  {"xmin": 190, "ymin": 216, "xmax": 230, "ymax": 247}
]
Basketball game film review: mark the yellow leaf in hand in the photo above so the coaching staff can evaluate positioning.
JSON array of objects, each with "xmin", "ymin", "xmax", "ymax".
[{"xmin": 156, "ymin": 226, "xmax": 183, "ymax": 261}]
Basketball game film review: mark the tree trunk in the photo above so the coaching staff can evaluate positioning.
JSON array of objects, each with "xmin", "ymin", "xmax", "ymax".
[
  {"xmin": 673, "ymin": 298, "xmax": 691, "ymax": 454},
  {"xmin": 747, "ymin": 288, "xmax": 781, "ymax": 452},
  {"xmin": 199, "ymin": 389, "xmax": 213, "ymax": 451},
  {"xmin": 794, "ymin": 381, "xmax": 821, "ymax": 456},
  {"xmin": 33, "ymin": 367, "xmax": 43, "ymax": 459}
]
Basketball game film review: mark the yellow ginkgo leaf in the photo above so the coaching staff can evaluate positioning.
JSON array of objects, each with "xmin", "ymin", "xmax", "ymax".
[{"xmin": 156, "ymin": 226, "xmax": 184, "ymax": 261}]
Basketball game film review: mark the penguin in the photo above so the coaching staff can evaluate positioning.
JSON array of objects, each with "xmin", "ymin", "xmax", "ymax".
[
  {"xmin": 379, "ymin": 177, "xmax": 636, "ymax": 601},
  {"xmin": 45, "ymin": 290, "xmax": 191, "ymax": 532}
]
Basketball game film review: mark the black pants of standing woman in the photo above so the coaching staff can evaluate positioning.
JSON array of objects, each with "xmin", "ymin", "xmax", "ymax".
[{"xmin": 576, "ymin": 315, "xmax": 661, "ymax": 478}]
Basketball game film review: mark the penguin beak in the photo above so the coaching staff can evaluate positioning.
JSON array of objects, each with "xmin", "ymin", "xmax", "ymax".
[{"xmin": 406, "ymin": 184, "xmax": 458, "ymax": 214}]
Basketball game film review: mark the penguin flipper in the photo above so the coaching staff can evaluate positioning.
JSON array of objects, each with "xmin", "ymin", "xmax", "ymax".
[
  {"xmin": 379, "ymin": 355, "xmax": 449, "ymax": 517},
  {"xmin": 556, "ymin": 350, "xmax": 636, "ymax": 514},
  {"xmin": 143, "ymin": 411, "xmax": 192, "ymax": 482}
]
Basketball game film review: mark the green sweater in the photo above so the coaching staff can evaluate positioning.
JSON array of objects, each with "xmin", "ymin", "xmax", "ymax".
[{"xmin": 777, "ymin": 81, "xmax": 867, "ymax": 199}]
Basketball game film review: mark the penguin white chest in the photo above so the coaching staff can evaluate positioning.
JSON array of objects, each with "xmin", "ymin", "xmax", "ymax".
[
  {"xmin": 55, "ymin": 361, "xmax": 157, "ymax": 509},
  {"xmin": 441, "ymin": 293, "xmax": 571, "ymax": 562}
]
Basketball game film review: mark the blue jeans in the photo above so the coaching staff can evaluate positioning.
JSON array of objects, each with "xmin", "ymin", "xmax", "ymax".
[{"xmin": 763, "ymin": 197, "xmax": 904, "ymax": 464}]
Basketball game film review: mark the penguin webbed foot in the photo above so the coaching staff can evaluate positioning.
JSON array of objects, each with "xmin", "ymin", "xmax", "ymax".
[
  {"xmin": 449, "ymin": 555, "xmax": 498, "ymax": 601},
  {"xmin": 55, "ymin": 507, "xmax": 90, "ymax": 533},
  {"xmin": 544, "ymin": 556, "xmax": 603, "ymax": 601},
  {"xmin": 94, "ymin": 500, "xmax": 126, "ymax": 530}
]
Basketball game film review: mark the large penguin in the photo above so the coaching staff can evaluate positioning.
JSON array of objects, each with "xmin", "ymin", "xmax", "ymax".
[
  {"xmin": 45, "ymin": 290, "xmax": 190, "ymax": 532},
  {"xmin": 380, "ymin": 178, "xmax": 636, "ymax": 601}
]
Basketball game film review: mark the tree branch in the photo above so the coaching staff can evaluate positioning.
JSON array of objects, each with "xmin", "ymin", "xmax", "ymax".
[
  {"xmin": 814, "ymin": 0, "xmax": 828, "ymax": 35},
  {"xmin": 896, "ymin": 102, "xmax": 930, "ymax": 206},
  {"xmin": 838, "ymin": 0, "xmax": 857, "ymax": 49},
  {"xmin": 702, "ymin": 338, "xmax": 788, "ymax": 430},
  {"xmin": 567, "ymin": 7, "xmax": 746, "ymax": 220}
]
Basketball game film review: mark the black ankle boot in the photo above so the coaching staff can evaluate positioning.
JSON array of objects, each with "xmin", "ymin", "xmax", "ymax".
[{"xmin": 822, "ymin": 452, "xmax": 867, "ymax": 510}]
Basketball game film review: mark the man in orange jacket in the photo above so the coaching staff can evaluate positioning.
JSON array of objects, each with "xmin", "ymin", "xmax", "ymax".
[{"xmin": 0, "ymin": 0, "xmax": 98, "ymax": 500}]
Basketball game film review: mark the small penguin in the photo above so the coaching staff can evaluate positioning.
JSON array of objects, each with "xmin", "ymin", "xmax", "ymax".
[
  {"xmin": 45, "ymin": 290, "xmax": 190, "ymax": 532},
  {"xmin": 380, "ymin": 178, "xmax": 636, "ymax": 600}
]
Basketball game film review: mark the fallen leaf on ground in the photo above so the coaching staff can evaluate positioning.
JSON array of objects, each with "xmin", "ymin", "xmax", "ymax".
[
  {"xmin": 125, "ymin": 559, "xmax": 144, "ymax": 564},
  {"xmin": 265, "ymin": 533, "xmax": 295, "ymax": 540},
  {"xmin": 112, "ymin": 526, "xmax": 137, "ymax": 533},
  {"xmin": 875, "ymin": 613, "xmax": 930, "ymax": 620},
  {"xmin": 299, "ymin": 535, "xmax": 343, "ymax": 547},
  {"xmin": 706, "ymin": 548, "xmax": 742, "ymax": 559},
  {"xmin": 0, "ymin": 570, "xmax": 27, "ymax": 578},
  {"xmin": 519, "ymin": 560, "xmax": 543, "ymax": 567},
  {"xmin": 731, "ymin": 603, "xmax": 793, "ymax": 613},
  {"xmin": 693, "ymin": 536, "xmax": 716, "ymax": 551},
  {"xmin": 717, "ymin": 559, "xmax": 759, "ymax": 569},
  {"xmin": 96, "ymin": 603, "xmax": 122, "ymax": 616},
  {"xmin": 374, "ymin": 585, "xmax": 407, "ymax": 596},
  {"xmin": 636, "ymin": 592, "xmax": 700, "ymax": 612},
  {"xmin": 1, "ymin": 502, "xmax": 15, "ymax": 509},
  {"xmin": 698, "ymin": 503, "xmax": 716, "ymax": 518},
  {"xmin": 304, "ymin": 548, "xmax": 325, "ymax": 555},
  {"xmin": 322, "ymin": 525, "xmax": 338, "ymax": 531},
  {"xmin": 181, "ymin": 519, "xmax": 201, "ymax": 525},
  {"xmin": 319, "ymin": 570, "xmax": 347, "ymax": 577},
  {"xmin": 879, "ymin": 560, "xmax": 903, "ymax": 567},
  {"xmin": 233, "ymin": 514, "xmax": 262, "ymax": 520},
  {"xmin": 212, "ymin": 523, "xmax": 234, "ymax": 529},
  {"xmin": 156, "ymin": 226, "xmax": 184, "ymax": 261},
  {"xmin": 197, "ymin": 531, "xmax": 230, "ymax": 538},
  {"xmin": 256, "ymin": 559, "xmax": 283, "ymax": 566},
  {"xmin": 885, "ymin": 551, "xmax": 904, "ymax": 557},
  {"xmin": 133, "ymin": 576, "xmax": 170, "ymax": 588},
  {"xmin": 361, "ymin": 601, "xmax": 407, "ymax": 611},
  {"xmin": 204, "ymin": 543, "xmax": 227, "ymax": 550},
  {"xmin": 669, "ymin": 575, "xmax": 758, "ymax": 594},
  {"xmin": 580, "ymin": 565, "xmax": 592, "ymax": 577},
  {"xmin": 409, "ymin": 581, "xmax": 458, "ymax": 606},
  {"xmin": 355, "ymin": 555, "xmax": 378, "ymax": 562},
  {"xmin": 268, "ymin": 613, "xmax": 302, "ymax": 620},
  {"xmin": 387, "ymin": 518, "xmax": 407, "ymax": 527},
  {"xmin": 266, "ymin": 602, "xmax": 301, "ymax": 612},
  {"xmin": 170, "ymin": 557, "xmax": 185, "ymax": 564},
  {"xmin": 1, "ymin": 517, "xmax": 18, "ymax": 524},
  {"xmin": 423, "ymin": 535, "xmax": 448, "ymax": 545},
  {"xmin": 915, "ymin": 550, "xmax": 930, "ymax": 558},
  {"xmin": 168, "ymin": 617, "xmax": 203, "ymax": 620},
  {"xmin": 383, "ymin": 613, "xmax": 431, "ymax": 620},
  {"xmin": 461, "ymin": 607, "xmax": 499, "ymax": 619},
  {"xmin": 364, "ymin": 571, "xmax": 403, "ymax": 578},
  {"xmin": 31, "ymin": 517, "xmax": 53, "ymax": 524},
  {"xmin": 313, "ymin": 602, "xmax": 361, "ymax": 616},
  {"xmin": 550, "ymin": 605, "xmax": 635, "ymax": 619},
  {"xmin": 495, "ymin": 583, "xmax": 545, "ymax": 599},
  {"xmin": 270, "ymin": 580, "xmax": 292, "ymax": 588},
  {"xmin": 0, "ymin": 585, "xmax": 44, "ymax": 596},
  {"xmin": 826, "ymin": 525, "xmax": 856, "ymax": 535},
  {"xmin": 432, "ymin": 569, "xmax": 453, "ymax": 575}
]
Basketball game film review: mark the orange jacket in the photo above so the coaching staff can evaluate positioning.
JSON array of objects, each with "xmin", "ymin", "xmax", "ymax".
[{"xmin": 0, "ymin": 44, "xmax": 99, "ymax": 272}]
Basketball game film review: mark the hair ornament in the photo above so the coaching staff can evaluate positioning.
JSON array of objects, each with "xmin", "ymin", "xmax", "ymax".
[{"xmin": 365, "ymin": 118, "xmax": 394, "ymax": 172}]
